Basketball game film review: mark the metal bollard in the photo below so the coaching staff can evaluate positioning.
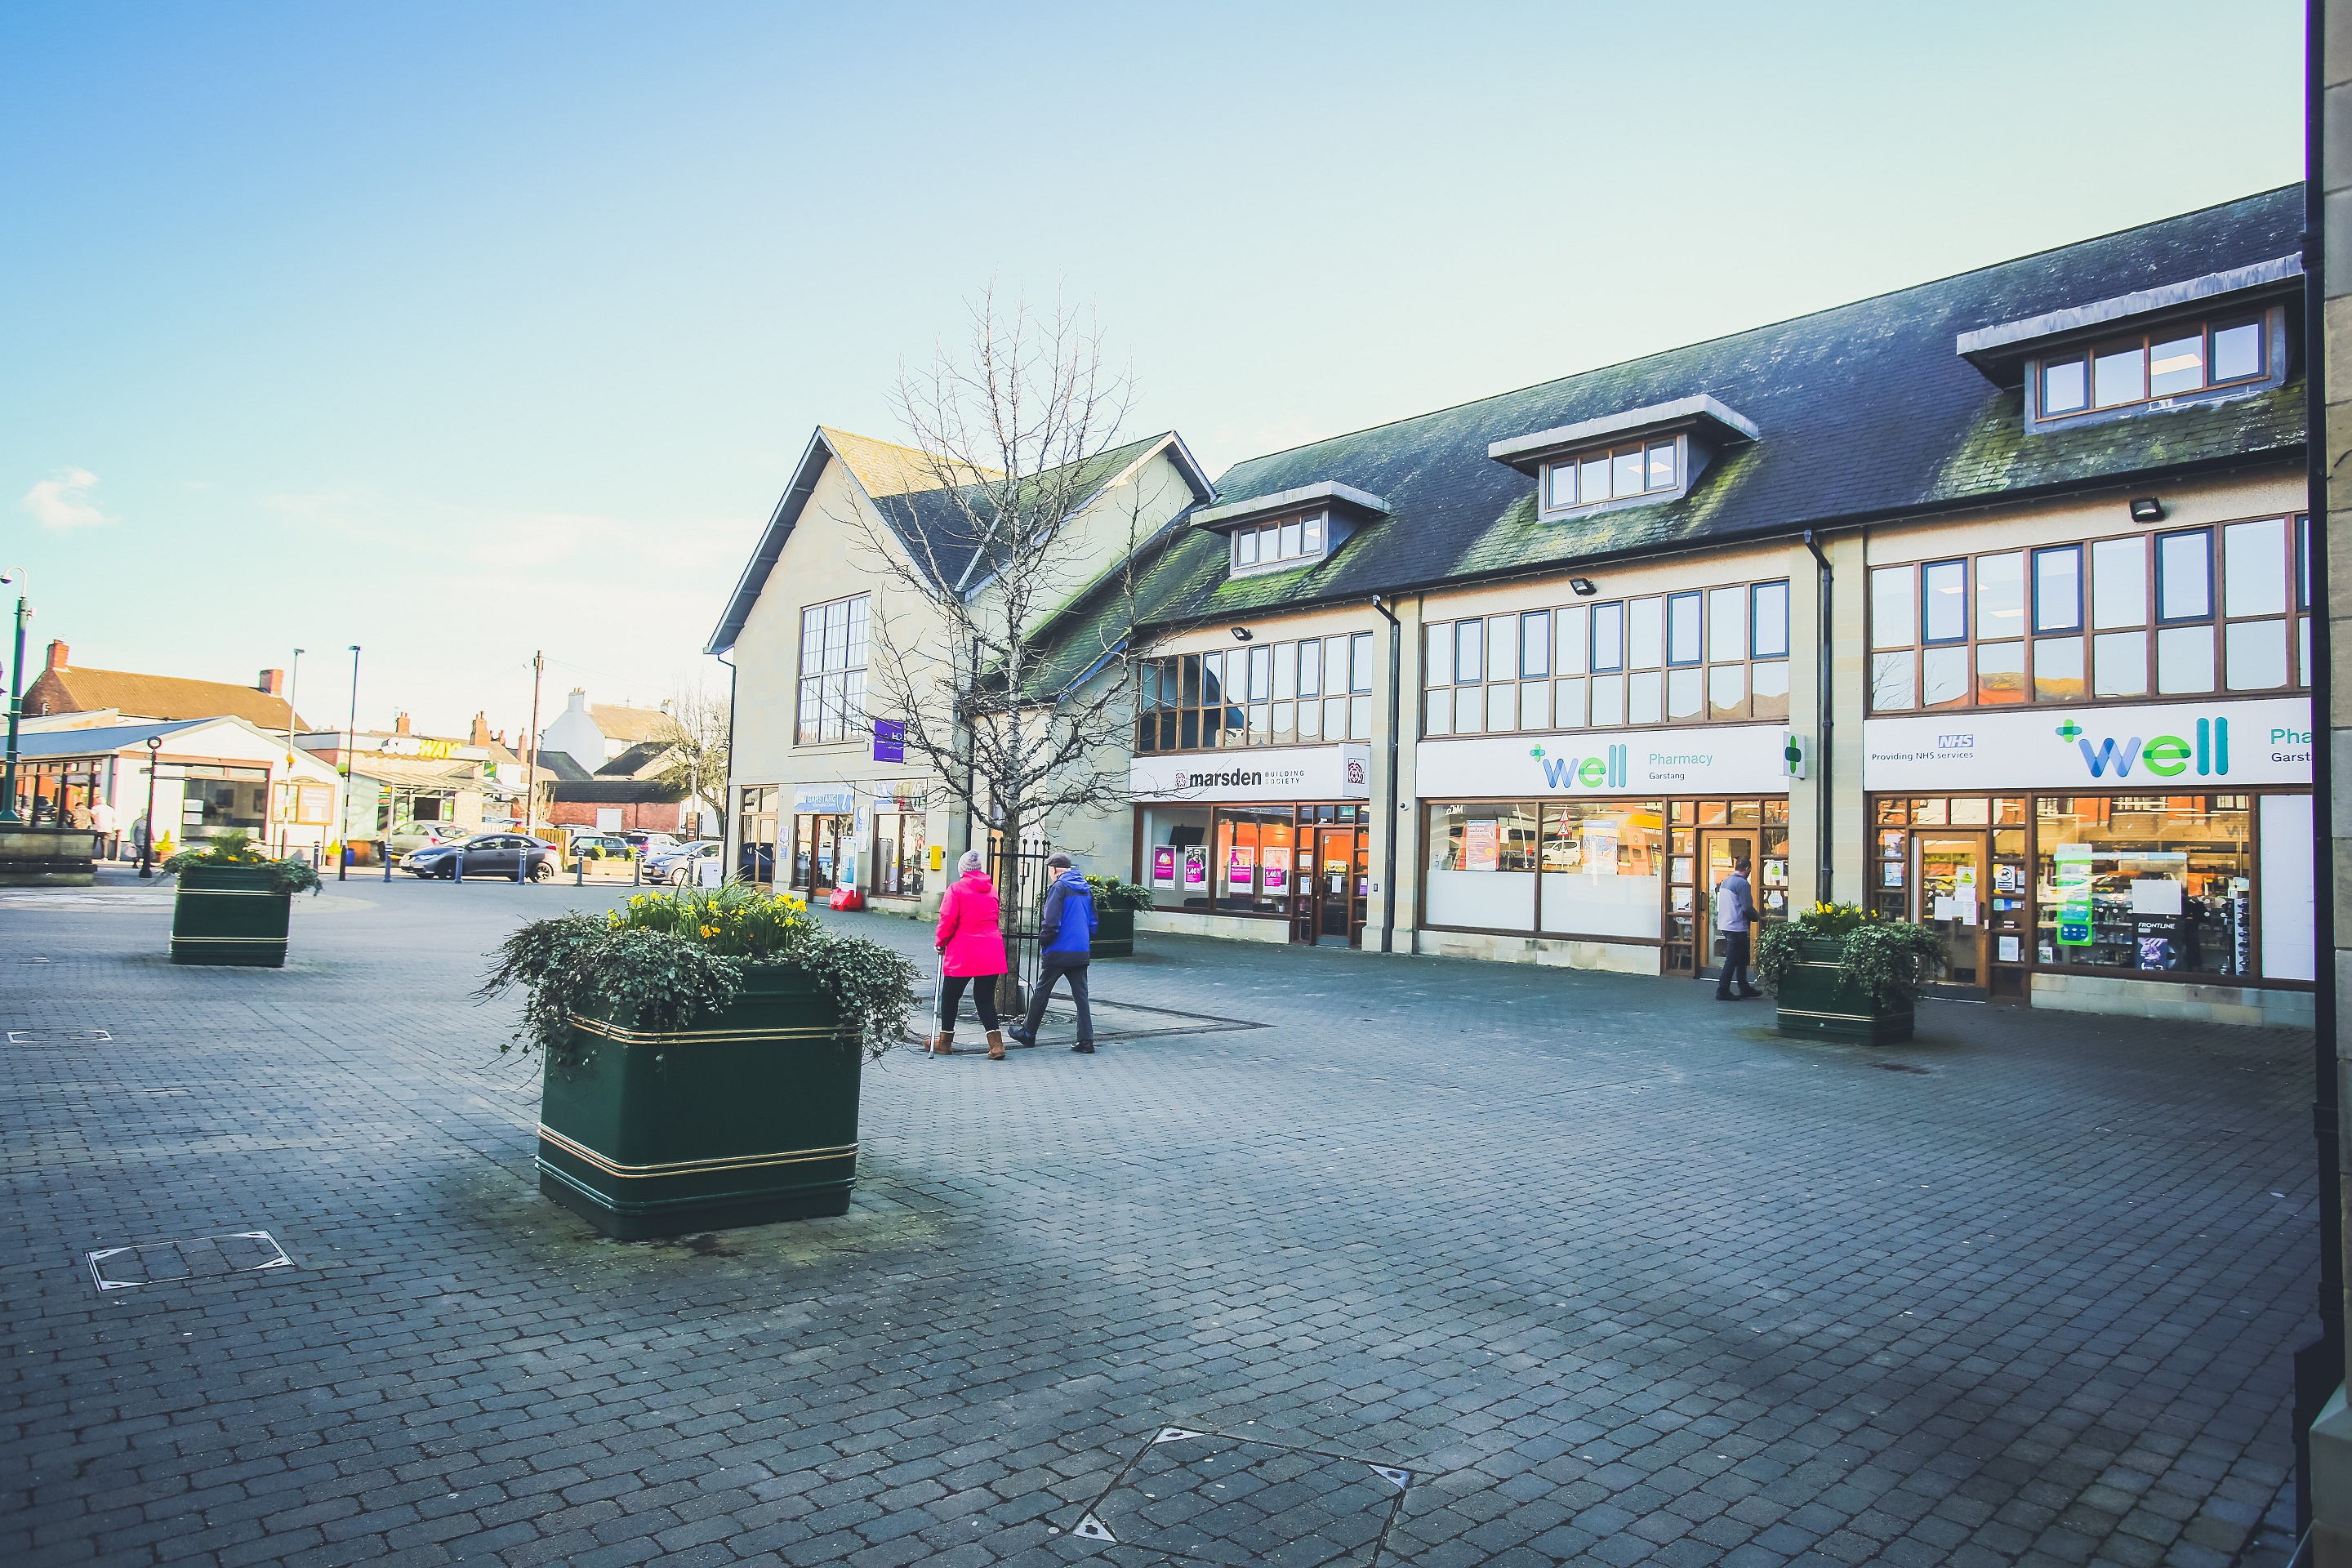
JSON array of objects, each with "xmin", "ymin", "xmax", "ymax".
[
  {"xmin": 382, "ymin": 844, "xmax": 393, "ymax": 882},
  {"xmin": 574, "ymin": 852, "xmax": 583, "ymax": 886},
  {"xmin": 452, "ymin": 848, "xmax": 464, "ymax": 884},
  {"xmin": 339, "ymin": 843, "xmax": 348, "ymax": 882},
  {"xmin": 514, "ymin": 843, "xmax": 526, "ymax": 884},
  {"xmin": 633, "ymin": 852, "xmax": 642, "ymax": 887}
]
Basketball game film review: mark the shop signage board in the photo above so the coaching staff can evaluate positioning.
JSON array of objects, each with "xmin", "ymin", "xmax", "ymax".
[
  {"xmin": 792, "ymin": 786, "xmax": 855, "ymax": 813},
  {"xmin": 1129, "ymin": 744, "xmax": 1372, "ymax": 802},
  {"xmin": 871, "ymin": 719, "xmax": 905, "ymax": 764},
  {"xmin": 1860, "ymin": 698, "xmax": 2313, "ymax": 791},
  {"xmin": 1414, "ymin": 724, "xmax": 1790, "ymax": 800}
]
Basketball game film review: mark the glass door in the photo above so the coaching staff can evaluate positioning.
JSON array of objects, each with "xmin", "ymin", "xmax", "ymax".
[
  {"xmin": 1696, "ymin": 830, "xmax": 1757, "ymax": 978},
  {"xmin": 1303, "ymin": 826, "xmax": 1367, "ymax": 947},
  {"xmin": 1913, "ymin": 832, "xmax": 1989, "ymax": 992}
]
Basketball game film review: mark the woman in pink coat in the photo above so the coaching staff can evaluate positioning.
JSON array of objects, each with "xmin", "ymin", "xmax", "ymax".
[{"xmin": 931, "ymin": 849, "xmax": 1010, "ymax": 1058}]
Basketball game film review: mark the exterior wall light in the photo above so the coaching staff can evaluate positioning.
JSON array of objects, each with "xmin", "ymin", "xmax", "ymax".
[
  {"xmin": 1569, "ymin": 578, "xmax": 1597, "ymax": 597},
  {"xmin": 2129, "ymin": 497, "xmax": 2165, "ymax": 523},
  {"xmin": 1230, "ymin": 627, "xmax": 1254, "ymax": 641}
]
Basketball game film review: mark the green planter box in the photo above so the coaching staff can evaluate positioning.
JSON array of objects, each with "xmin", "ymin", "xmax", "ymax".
[
  {"xmin": 1773, "ymin": 937, "xmax": 1914, "ymax": 1045},
  {"xmin": 1092, "ymin": 906, "xmax": 1136, "ymax": 958},
  {"xmin": 537, "ymin": 963, "xmax": 862, "ymax": 1238},
  {"xmin": 170, "ymin": 864, "xmax": 292, "ymax": 967}
]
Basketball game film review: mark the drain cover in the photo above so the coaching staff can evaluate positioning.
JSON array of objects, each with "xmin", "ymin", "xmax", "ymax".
[
  {"xmin": 9, "ymin": 1029, "xmax": 111, "ymax": 1045},
  {"xmin": 1073, "ymin": 1427, "xmax": 1412, "ymax": 1566},
  {"xmin": 87, "ymin": 1231, "xmax": 294, "ymax": 1291}
]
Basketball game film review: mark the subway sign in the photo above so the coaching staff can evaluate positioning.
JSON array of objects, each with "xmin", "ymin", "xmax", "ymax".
[{"xmin": 1861, "ymin": 698, "xmax": 2310, "ymax": 790}]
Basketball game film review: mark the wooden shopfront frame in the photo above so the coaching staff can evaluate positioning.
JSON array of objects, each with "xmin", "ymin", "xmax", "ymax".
[
  {"xmin": 1419, "ymin": 795, "xmax": 1791, "ymax": 975},
  {"xmin": 1131, "ymin": 800, "xmax": 1373, "ymax": 947},
  {"xmin": 1864, "ymin": 788, "xmax": 2312, "ymax": 1001}
]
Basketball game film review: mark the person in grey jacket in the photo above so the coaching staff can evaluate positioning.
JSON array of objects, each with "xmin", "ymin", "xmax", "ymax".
[
  {"xmin": 1008, "ymin": 853, "xmax": 1098, "ymax": 1053},
  {"xmin": 1714, "ymin": 858, "xmax": 1763, "ymax": 1000}
]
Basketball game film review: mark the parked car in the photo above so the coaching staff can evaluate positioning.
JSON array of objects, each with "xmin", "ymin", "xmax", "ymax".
[
  {"xmin": 615, "ymin": 831, "xmax": 679, "ymax": 854},
  {"xmin": 568, "ymin": 832, "xmax": 636, "ymax": 861},
  {"xmin": 648, "ymin": 840, "xmax": 723, "ymax": 885},
  {"xmin": 385, "ymin": 819, "xmax": 466, "ymax": 855},
  {"xmin": 403, "ymin": 834, "xmax": 559, "ymax": 880}
]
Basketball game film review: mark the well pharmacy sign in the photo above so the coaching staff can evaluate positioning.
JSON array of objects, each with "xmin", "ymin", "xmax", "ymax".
[
  {"xmin": 1860, "ymin": 698, "xmax": 2310, "ymax": 791},
  {"xmin": 1414, "ymin": 724, "xmax": 1790, "ymax": 800}
]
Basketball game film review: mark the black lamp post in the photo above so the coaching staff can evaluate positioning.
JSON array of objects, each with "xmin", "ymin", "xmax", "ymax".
[
  {"xmin": 0, "ymin": 570, "xmax": 29, "ymax": 826},
  {"xmin": 340, "ymin": 645, "xmax": 360, "ymax": 881},
  {"xmin": 139, "ymin": 734, "xmax": 162, "ymax": 878}
]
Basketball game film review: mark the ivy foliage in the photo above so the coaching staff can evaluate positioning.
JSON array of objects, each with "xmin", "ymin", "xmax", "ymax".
[
  {"xmin": 161, "ymin": 828, "xmax": 323, "ymax": 895},
  {"xmin": 477, "ymin": 885, "xmax": 917, "ymax": 1062},
  {"xmin": 1083, "ymin": 875, "xmax": 1155, "ymax": 913}
]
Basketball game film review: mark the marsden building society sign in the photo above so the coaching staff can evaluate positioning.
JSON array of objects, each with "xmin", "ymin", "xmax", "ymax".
[
  {"xmin": 1860, "ymin": 698, "xmax": 2314, "ymax": 791},
  {"xmin": 1129, "ymin": 744, "xmax": 1373, "ymax": 803},
  {"xmin": 1414, "ymin": 724, "xmax": 1793, "ymax": 800}
]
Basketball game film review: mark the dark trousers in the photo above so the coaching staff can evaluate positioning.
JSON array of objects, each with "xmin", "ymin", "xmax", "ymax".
[
  {"xmin": 938, "ymin": 973, "xmax": 1002, "ymax": 1033},
  {"xmin": 1716, "ymin": 929, "xmax": 1753, "ymax": 996},
  {"xmin": 1021, "ymin": 956, "xmax": 1093, "ymax": 1043}
]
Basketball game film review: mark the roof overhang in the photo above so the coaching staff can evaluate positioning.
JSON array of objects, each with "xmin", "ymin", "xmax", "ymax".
[
  {"xmin": 1956, "ymin": 253, "xmax": 2303, "ymax": 385},
  {"xmin": 1486, "ymin": 394, "xmax": 1760, "ymax": 475},
  {"xmin": 1188, "ymin": 480, "xmax": 1391, "ymax": 534}
]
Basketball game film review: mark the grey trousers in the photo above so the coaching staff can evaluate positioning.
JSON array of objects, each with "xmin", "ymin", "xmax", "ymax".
[{"xmin": 1021, "ymin": 956, "xmax": 1094, "ymax": 1042}]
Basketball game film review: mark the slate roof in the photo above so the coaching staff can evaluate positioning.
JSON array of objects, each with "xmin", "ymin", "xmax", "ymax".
[
  {"xmin": 9, "ymin": 719, "xmax": 204, "ymax": 758},
  {"xmin": 706, "ymin": 428, "xmax": 1215, "ymax": 655},
  {"xmin": 1065, "ymin": 185, "xmax": 2303, "ymax": 646},
  {"xmin": 530, "ymin": 751, "xmax": 592, "ymax": 783},
  {"xmin": 595, "ymin": 740, "xmax": 679, "ymax": 778}
]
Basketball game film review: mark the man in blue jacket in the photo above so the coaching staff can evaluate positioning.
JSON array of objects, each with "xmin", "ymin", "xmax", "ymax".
[{"xmin": 1009, "ymin": 853, "xmax": 1098, "ymax": 1053}]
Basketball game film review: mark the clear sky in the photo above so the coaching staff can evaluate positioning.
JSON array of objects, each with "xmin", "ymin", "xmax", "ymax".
[{"xmin": 1, "ymin": 1, "xmax": 2303, "ymax": 740}]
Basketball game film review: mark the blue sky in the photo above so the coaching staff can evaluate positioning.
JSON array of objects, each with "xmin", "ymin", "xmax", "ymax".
[{"xmin": 2, "ymin": 1, "xmax": 2303, "ymax": 738}]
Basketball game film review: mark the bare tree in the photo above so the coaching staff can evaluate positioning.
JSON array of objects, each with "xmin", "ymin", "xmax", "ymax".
[
  {"xmin": 655, "ymin": 684, "xmax": 732, "ymax": 837},
  {"xmin": 842, "ymin": 289, "xmax": 1165, "ymax": 908}
]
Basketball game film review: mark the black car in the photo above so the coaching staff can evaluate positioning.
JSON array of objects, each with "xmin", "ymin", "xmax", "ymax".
[{"xmin": 403, "ymin": 834, "xmax": 559, "ymax": 880}]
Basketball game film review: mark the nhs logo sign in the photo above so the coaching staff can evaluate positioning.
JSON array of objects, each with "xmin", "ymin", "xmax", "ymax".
[{"xmin": 1860, "ymin": 699, "xmax": 2311, "ymax": 790}]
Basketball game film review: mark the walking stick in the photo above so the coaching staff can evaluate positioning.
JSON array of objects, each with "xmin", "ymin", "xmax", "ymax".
[{"xmin": 928, "ymin": 951, "xmax": 945, "ymax": 1058}]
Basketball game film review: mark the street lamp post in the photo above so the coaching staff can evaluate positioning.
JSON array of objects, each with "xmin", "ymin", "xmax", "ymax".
[
  {"xmin": 281, "ymin": 648, "xmax": 304, "ymax": 858},
  {"xmin": 341, "ymin": 645, "xmax": 360, "ymax": 882},
  {"xmin": 0, "ymin": 571, "xmax": 29, "ymax": 826},
  {"xmin": 140, "ymin": 734, "xmax": 162, "ymax": 878}
]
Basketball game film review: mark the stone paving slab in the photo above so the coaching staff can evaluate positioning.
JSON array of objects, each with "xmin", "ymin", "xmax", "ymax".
[{"xmin": 0, "ymin": 871, "xmax": 2320, "ymax": 1566}]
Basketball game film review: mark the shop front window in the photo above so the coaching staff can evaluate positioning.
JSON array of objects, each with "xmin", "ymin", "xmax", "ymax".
[
  {"xmin": 1141, "ymin": 806, "xmax": 1214, "ymax": 911},
  {"xmin": 1539, "ymin": 800, "xmax": 1666, "ymax": 938},
  {"xmin": 1426, "ymin": 804, "xmax": 1540, "ymax": 929},
  {"xmin": 871, "ymin": 811, "xmax": 926, "ymax": 897},
  {"xmin": 1214, "ymin": 807, "xmax": 1297, "ymax": 915},
  {"xmin": 2034, "ymin": 795, "xmax": 2252, "ymax": 976},
  {"xmin": 737, "ymin": 786, "xmax": 777, "ymax": 884}
]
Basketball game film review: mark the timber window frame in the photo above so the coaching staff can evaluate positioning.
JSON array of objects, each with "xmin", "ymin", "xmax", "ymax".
[{"xmin": 794, "ymin": 595, "xmax": 870, "ymax": 746}]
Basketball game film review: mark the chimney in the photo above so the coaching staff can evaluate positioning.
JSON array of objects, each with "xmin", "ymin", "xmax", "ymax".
[
  {"xmin": 46, "ymin": 640, "xmax": 68, "ymax": 671},
  {"xmin": 470, "ymin": 712, "xmax": 496, "ymax": 747},
  {"xmin": 566, "ymin": 688, "xmax": 588, "ymax": 712},
  {"xmin": 395, "ymin": 711, "xmax": 412, "ymax": 735},
  {"xmin": 258, "ymin": 668, "xmax": 285, "ymax": 696}
]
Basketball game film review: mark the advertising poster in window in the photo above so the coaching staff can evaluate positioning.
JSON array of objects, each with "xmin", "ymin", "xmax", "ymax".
[
  {"xmin": 1262, "ymin": 862, "xmax": 1289, "ymax": 894},
  {"xmin": 1462, "ymin": 819, "xmax": 1500, "ymax": 872},
  {"xmin": 1581, "ymin": 820, "xmax": 1619, "ymax": 875},
  {"xmin": 1227, "ymin": 849, "xmax": 1256, "ymax": 890},
  {"xmin": 1183, "ymin": 845, "xmax": 1208, "ymax": 889},
  {"xmin": 1152, "ymin": 846, "xmax": 1178, "ymax": 889},
  {"xmin": 2054, "ymin": 844, "xmax": 2094, "ymax": 945}
]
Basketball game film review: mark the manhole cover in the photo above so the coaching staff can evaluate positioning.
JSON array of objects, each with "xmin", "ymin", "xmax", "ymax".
[
  {"xmin": 9, "ymin": 1029, "xmax": 111, "ymax": 1044},
  {"xmin": 87, "ymin": 1231, "xmax": 295, "ymax": 1291},
  {"xmin": 1070, "ymin": 1427, "xmax": 1412, "ymax": 1566}
]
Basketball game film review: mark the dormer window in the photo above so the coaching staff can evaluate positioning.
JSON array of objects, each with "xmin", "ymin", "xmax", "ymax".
[
  {"xmin": 1233, "ymin": 512, "xmax": 1327, "ymax": 570},
  {"xmin": 1541, "ymin": 439, "xmax": 1681, "ymax": 514},
  {"xmin": 1955, "ymin": 255, "xmax": 2298, "ymax": 435},
  {"xmin": 2035, "ymin": 316, "xmax": 2267, "ymax": 421},
  {"xmin": 1490, "ymin": 394, "xmax": 1756, "ymax": 519},
  {"xmin": 1192, "ymin": 480, "xmax": 1390, "ymax": 579}
]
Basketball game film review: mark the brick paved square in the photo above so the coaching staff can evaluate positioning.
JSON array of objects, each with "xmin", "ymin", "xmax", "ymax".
[
  {"xmin": 0, "ymin": 871, "xmax": 2313, "ymax": 1566},
  {"xmin": 1072, "ymin": 1427, "xmax": 1409, "ymax": 1566}
]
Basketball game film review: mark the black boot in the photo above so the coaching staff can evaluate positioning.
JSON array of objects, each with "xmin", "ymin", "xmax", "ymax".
[{"xmin": 1071, "ymin": 1041, "xmax": 1095, "ymax": 1054}]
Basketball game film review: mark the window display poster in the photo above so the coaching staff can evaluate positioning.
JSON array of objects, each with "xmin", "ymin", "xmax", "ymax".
[
  {"xmin": 1183, "ymin": 845, "xmax": 1208, "ymax": 889},
  {"xmin": 1882, "ymin": 862, "xmax": 1904, "ymax": 888},
  {"xmin": 2054, "ymin": 843, "xmax": 2094, "ymax": 945},
  {"xmin": 2129, "ymin": 879, "xmax": 2184, "ymax": 915},
  {"xmin": 1998, "ymin": 934, "xmax": 2021, "ymax": 963},
  {"xmin": 1581, "ymin": 821, "xmax": 1619, "ymax": 875},
  {"xmin": 1152, "ymin": 845, "xmax": 1177, "ymax": 889},
  {"xmin": 1994, "ymin": 862, "xmax": 2020, "ymax": 893},
  {"xmin": 1227, "ymin": 848, "xmax": 1256, "ymax": 889},
  {"xmin": 1262, "ymin": 863, "xmax": 1289, "ymax": 894},
  {"xmin": 1463, "ymin": 819, "xmax": 1500, "ymax": 872}
]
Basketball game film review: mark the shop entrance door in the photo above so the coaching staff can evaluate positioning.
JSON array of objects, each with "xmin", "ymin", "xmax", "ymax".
[
  {"xmin": 795, "ymin": 813, "xmax": 851, "ymax": 897},
  {"xmin": 1695, "ymin": 829, "xmax": 1762, "ymax": 979},
  {"xmin": 1913, "ymin": 831, "xmax": 1988, "ymax": 994},
  {"xmin": 1306, "ymin": 826, "xmax": 1366, "ymax": 947}
]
